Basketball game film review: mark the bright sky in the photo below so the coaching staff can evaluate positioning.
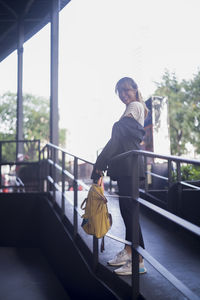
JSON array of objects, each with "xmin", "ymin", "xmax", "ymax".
[{"xmin": 0, "ymin": 0, "xmax": 200, "ymax": 161}]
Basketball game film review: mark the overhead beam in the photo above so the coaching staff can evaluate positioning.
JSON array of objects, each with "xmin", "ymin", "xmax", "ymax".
[
  {"xmin": 0, "ymin": 22, "xmax": 17, "ymax": 44},
  {"xmin": 0, "ymin": 0, "xmax": 18, "ymax": 18},
  {"xmin": 24, "ymin": 0, "xmax": 35, "ymax": 15}
]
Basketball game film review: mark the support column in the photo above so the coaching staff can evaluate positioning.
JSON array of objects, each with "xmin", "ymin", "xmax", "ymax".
[
  {"xmin": 16, "ymin": 17, "xmax": 24, "ymax": 158},
  {"xmin": 50, "ymin": 0, "xmax": 59, "ymax": 146}
]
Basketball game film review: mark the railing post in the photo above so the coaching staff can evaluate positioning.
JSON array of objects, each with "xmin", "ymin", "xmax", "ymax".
[
  {"xmin": 167, "ymin": 159, "xmax": 173, "ymax": 209},
  {"xmin": 131, "ymin": 154, "xmax": 140, "ymax": 300},
  {"xmin": 168, "ymin": 159, "xmax": 172, "ymax": 188},
  {"xmin": 0, "ymin": 142, "xmax": 2, "ymax": 188},
  {"xmin": 41, "ymin": 148, "xmax": 44, "ymax": 192},
  {"xmin": 176, "ymin": 161, "xmax": 182, "ymax": 216},
  {"xmin": 52, "ymin": 147, "xmax": 56, "ymax": 204},
  {"xmin": 47, "ymin": 145, "xmax": 50, "ymax": 193},
  {"xmin": 73, "ymin": 157, "xmax": 78, "ymax": 239},
  {"xmin": 144, "ymin": 155, "xmax": 148, "ymax": 193},
  {"xmin": 93, "ymin": 236, "xmax": 99, "ymax": 272},
  {"xmin": 62, "ymin": 151, "xmax": 66, "ymax": 216},
  {"xmin": 38, "ymin": 140, "xmax": 41, "ymax": 192}
]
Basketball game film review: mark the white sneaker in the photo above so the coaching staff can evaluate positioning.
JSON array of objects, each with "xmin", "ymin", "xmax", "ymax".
[
  {"xmin": 139, "ymin": 261, "xmax": 147, "ymax": 274},
  {"xmin": 114, "ymin": 260, "xmax": 147, "ymax": 276},
  {"xmin": 107, "ymin": 249, "xmax": 131, "ymax": 266}
]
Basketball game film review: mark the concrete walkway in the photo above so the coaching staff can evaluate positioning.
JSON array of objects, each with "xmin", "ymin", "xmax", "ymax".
[
  {"xmin": 55, "ymin": 190, "xmax": 200, "ymax": 300},
  {"xmin": 0, "ymin": 247, "xmax": 70, "ymax": 300}
]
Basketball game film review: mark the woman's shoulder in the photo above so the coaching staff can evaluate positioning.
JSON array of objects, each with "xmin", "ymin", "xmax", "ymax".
[
  {"xmin": 127, "ymin": 101, "xmax": 144, "ymax": 114},
  {"xmin": 128, "ymin": 101, "xmax": 143, "ymax": 109}
]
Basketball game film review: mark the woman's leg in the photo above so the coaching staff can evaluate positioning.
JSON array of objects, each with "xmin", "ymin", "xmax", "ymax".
[{"xmin": 117, "ymin": 176, "xmax": 145, "ymax": 248}]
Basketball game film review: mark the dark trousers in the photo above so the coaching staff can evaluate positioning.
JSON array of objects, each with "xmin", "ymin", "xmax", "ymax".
[{"xmin": 117, "ymin": 176, "xmax": 145, "ymax": 248}]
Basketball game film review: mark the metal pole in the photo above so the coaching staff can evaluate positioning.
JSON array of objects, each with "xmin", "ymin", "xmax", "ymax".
[
  {"xmin": 93, "ymin": 236, "xmax": 99, "ymax": 272},
  {"xmin": 73, "ymin": 157, "xmax": 78, "ymax": 239},
  {"xmin": 38, "ymin": 140, "xmax": 41, "ymax": 191},
  {"xmin": 144, "ymin": 155, "xmax": 148, "ymax": 193},
  {"xmin": 131, "ymin": 154, "xmax": 140, "ymax": 299},
  {"xmin": 16, "ymin": 16, "xmax": 24, "ymax": 158},
  {"xmin": 0, "ymin": 142, "xmax": 2, "ymax": 187},
  {"xmin": 53, "ymin": 147, "xmax": 56, "ymax": 204},
  {"xmin": 168, "ymin": 159, "xmax": 172, "ymax": 188},
  {"xmin": 50, "ymin": 0, "xmax": 59, "ymax": 146},
  {"xmin": 167, "ymin": 159, "xmax": 172, "ymax": 209},
  {"xmin": 47, "ymin": 145, "xmax": 50, "ymax": 193},
  {"xmin": 62, "ymin": 151, "xmax": 65, "ymax": 216},
  {"xmin": 176, "ymin": 161, "xmax": 182, "ymax": 216}
]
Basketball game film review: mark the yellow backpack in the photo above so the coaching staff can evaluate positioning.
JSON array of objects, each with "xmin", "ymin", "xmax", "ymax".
[{"xmin": 81, "ymin": 178, "xmax": 112, "ymax": 242}]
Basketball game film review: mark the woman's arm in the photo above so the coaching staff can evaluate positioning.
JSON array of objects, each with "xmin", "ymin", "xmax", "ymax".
[{"xmin": 91, "ymin": 123, "xmax": 120, "ymax": 180}]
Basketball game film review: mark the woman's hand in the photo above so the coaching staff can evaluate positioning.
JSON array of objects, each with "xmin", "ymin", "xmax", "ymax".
[
  {"xmin": 95, "ymin": 169, "xmax": 104, "ymax": 176},
  {"xmin": 91, "ymin": 167, "xmax": 104, "ymax": 182}
]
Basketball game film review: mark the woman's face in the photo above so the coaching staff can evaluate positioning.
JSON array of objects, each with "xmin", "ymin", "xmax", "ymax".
[{"xmin": 118, "ymin": 83, "xmax": 137, "ymax": 106}]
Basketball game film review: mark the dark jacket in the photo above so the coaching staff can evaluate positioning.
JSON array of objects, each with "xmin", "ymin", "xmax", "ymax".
[{"xmin": 91, "ymin": 116, "xmax": 145, "ymax": 181}]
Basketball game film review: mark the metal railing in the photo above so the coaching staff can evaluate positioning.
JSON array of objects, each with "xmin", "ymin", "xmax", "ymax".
[
  {"xmin": 40, "ymin": 142, "xmax": 200, "ymax": 300},
  {"xmin": 0, "ymin": 139, "xmax": 41, "ymax": 192},
  {"xmin": 142, "ymin": 150, "xmax": 200, "ymax": 213}
]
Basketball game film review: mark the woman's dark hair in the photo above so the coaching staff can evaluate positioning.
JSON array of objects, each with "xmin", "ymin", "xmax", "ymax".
[
  {"xmin": 115, "ymin": 77, "xmax": 138, "ymax": 94},
  {"xmin": 115, "ymin": 77, "xmax": 149, "ymax": 118}
]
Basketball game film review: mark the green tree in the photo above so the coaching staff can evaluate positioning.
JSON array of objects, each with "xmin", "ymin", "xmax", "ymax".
[
  {"xmin": 0, "ymin": 92, "xmax": 67, "ymax": 161},
  {"xmin": 153, "ymin": 70, "xmax": 200, "ymax": 156},
  {"xmin": 182, "ymin": 71, "xmax": 200, "ymax": 153}
]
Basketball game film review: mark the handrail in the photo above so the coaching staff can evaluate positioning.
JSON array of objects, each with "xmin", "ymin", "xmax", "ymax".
[
  {"xmin": 146, "ymin": 171, "xmax": 168, "ymax": 181},
  {"xmin": 0, "ymin": 139, "xmax": 41, "ymax": 192},
  {"xmin": 138, "ymin": 197, "xmax": 200, "ymax": 236},
  {"xmin": 47, "ymin": 158, "xmax": 89, "ymax": 191},
  {"xmin": 46, "ymin": 142, "xmax": 94, "ymax": 165},
  {"xmin": 180, "ymin": 181, "xmax": 200, "ymax": 190},
  {"xmin": 41, "ymin": 144, "xmax": 200, "ymax": 300},
  {"xmin": 112, "ymin": 149, "xmax": 200, "ymax": 191},
  {"xmin": 112, "ymin": 149, "xmax": 200, "ymax": 165},
  {"xmin": 0, "ymin": 139, "xmax": 40, "ymax": 143}
]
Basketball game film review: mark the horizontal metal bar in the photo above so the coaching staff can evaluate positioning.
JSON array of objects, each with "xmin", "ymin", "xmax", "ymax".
[
  {"xmin": 47, "ymin": 159, "xmax": 53, "ymax": 165},
  {"xmin": 112, "ymin": 149, "xmax": 200, "ymax": 166},
  {"xmin": 47, "ymin": 159, "xmax": 90, "ymax": 191},
  {"xmin": 54, "ymin": 162, "xmax": 62, "ymax": 171},
  {"xmin": 0, "ymin": 161, "xmax": 39, "ymax": 166},
  {"xmin": 146, "ymin": 171, "xmax": 168, "ymax": 181},
  {"xmin": 0, "ymin": 185, "xmax": 22, "ymax": 189},
  {"xmin": 0, "ymin": 139, "xmax": 40, "ymax": 144},
  {"xmin": 47, "ymin": 175, "xmax": 54, "ymax": 184},
  {"xmin": 47, "ymin": 142, "xmax": 94, "ymax": 165},
  {"xmin": 137, "ymin": 246, "xmax": 200, "ymax": 300},
  {"xmin": 138, "ymin": 197, "xmax": 200, "ymax": 237},
  {"xmin": 63, "ymin": 169, "xmax": 74, "ymax": 180},
  {"xmin": 106, "ymin": 233, "xmax": 131, "ymax": 246},
  {"xmin": 180, "ymin": 181, "xmax": 200, "ymax": 190},
  {"xmin": 47, "ymin": 175, "xmax": 60, "ymax": 191},
  {"xmin": 48, "ymin": 184, "xmax": 84, "ymax": 217}
]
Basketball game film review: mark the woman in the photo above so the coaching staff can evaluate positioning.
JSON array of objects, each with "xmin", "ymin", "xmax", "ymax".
[{"xmin": 91, "ymin": 77, "xmax": 148, "ymax": 276}]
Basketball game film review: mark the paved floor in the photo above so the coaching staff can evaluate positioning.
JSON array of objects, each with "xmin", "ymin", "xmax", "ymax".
[
  {"xmin": 0, "ymin": 247, "xmax": 70, "ymax": 300},
  {"xmin": 61, "ymin": 190, "xmax": 200, "ymax": 300}
]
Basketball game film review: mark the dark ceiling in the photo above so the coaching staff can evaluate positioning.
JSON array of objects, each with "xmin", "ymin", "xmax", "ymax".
[{"xmin": 0, "ymin": 0, "xmax": 71, "ymax": 62}]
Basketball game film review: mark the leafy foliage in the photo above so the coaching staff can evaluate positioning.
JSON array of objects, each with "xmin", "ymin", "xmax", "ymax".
[
  {"xmin": 0, "ymin": 92, "xmax": 67, "ymax": 161},
  {"xmin": 153, "ymin": 69, "xmax": 200, "ymax": 156},
  {"xmin": 180, "ymin": 164, "xmax": 200, "ymax": 181},
  {"xmin": 173, "ymin": 164, "xmax": 200, "ymax": 182}
]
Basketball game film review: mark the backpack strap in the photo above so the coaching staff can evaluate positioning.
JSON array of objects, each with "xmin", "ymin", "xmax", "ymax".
[{"xmin": 80, "ymin": 198, "xmax": 87, "ymax": 210}]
